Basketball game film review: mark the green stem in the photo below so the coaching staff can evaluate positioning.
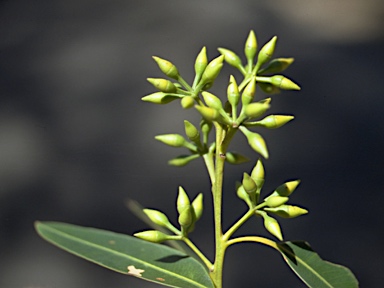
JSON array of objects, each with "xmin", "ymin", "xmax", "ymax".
[
  {"xmin": 183, "ymin": 237, "xmax": 213, "ymax": 270},
  {"xmin": 226, "ymin": 236, "xmax": 278, "ymax": 250}
]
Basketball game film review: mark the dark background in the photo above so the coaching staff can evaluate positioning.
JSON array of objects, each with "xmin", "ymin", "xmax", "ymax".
[{"xmin": 1, "ymin": 1, "xmax": 383, "ymax": 287}]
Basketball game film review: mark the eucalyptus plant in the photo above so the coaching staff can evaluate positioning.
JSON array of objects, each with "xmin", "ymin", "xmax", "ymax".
[{"xmin": 35, "ymin": 30, "xmax": 358, "ymax": 288}]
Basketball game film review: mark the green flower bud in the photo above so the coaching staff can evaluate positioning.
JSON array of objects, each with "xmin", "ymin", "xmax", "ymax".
[
  {"xmin": 244, "ymin": 30, "xmax": 257, "ymax": 64},
  {"xmin": 262, "ymin": 212, "xmax": 283, "ymax": 241},
  {"xmin": 244, "ymin": 102, "xmax": 270, "ymax": 119},
  {"xmin": 236, "ymin": 182, "xmax": 253, "ymax": 208},
  {"xmin": 259, "ymin": 58, "xmax": 294, "ymax": 75},
  {"xmin": 152, "ymin": 56, "xmax": 180, "ymax": 80},
  {"xmin": 218, "ymin": 48, "xmax": 245, "ymax": 73},
  {"xmin": 184, "ymin": 120, "xmax": 200, "ymax": 142},
  {"xmin": 202, "ymin": 91, "xmax": 224, "ymax": 110},
  {"xmin": 168, "ymin": 154, "xmax": 200, "ymax": 166},
  {"xmin": 134, "ymin": 230, "xmax": 172, "ymax": 243},
  {"xmin": 253, "ymin": 115, "xmax": 294, "ymax": 129},
  {"xmin": 251, "ymin": 159, "xmax": 265, "ymax": 191},
  {"xmin": 143, "ymin": 209, "xmax": 172, "ymax": 228},
  {"xmin": 275, "ymin": 180, "xmax": 301, "ymax": 197},
  {"xmin": 241, "ymin": 77, "xmax": 256, "ymax": 106},
  {"xmin": 200, "ymin": 55, "xmax": 224, "ymax": 85},
  {"xmin": 155, "ymin": 134, "xmax": 187, "ymax": 147},
  {"xmin": 225, "ymin": 152, "xmax": 250, "ymax": 164},
  {"xmin": 191, "ymin": 193, "xmax": 203, "ymax": 221},
  {"xmin": 142, "ymin": 92, "xmax": 180, "ymax": 104},
  {"xmin": 258, "ymin": 82, "xmax": 281, "ymax": 95},
  {"xmin": 270, "ymin": 75, "xmax": 301, "ymax": 90},
  {"xmin": 265, "ymin": 205, "xmax": 308, "ymax": 218},
  {"xmin": 256, "ymin": 36, "xmax": 277, "ymax": 70},
  {"xmin": 147, "ymin": 78, "xmax": 177, "ymax": 93},
  {"xmin": 242, "ymin": 172, "xmax": 257, "ymax": 195},
  {"xmin": 265, "ymin": 196, "xmax": 289, "ymax": 208},
  {"xmin": 195, "ymin": 105, "xmax": 220, "ymax": 122},
  {"xmin": 239, "ymin": 126, "xmax": 269, "ymax": 158},
  {"xmin": 181, "ymin": 96, "xmax": 195, "ymax": 109},
  {"xmin": 178, "ymin": 205, "xmax": 193, "ymax": 228},
  {"xmin": 194, "ymin": 46, "xmax": 208, "ymax": 78},
  {"xmin": 227, "ymin": 75, "xmax": 240, "ymax": 107},
  {"xmin": 177, "ymin": 186, "xmax": 190, "ymax": 214}
]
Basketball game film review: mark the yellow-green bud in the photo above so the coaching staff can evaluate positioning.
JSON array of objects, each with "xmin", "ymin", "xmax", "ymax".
[
  {"xmin": 259, "ymin": 58, "xmax": 294, "ymax": 75},
  {"xmin": 155, "ymin": 134, "xmax": 187, "ymax": 147},
  {"xmin": 178, "ymin": 205, "xmax": 193, "ymax": 228},
  {"xmin": 142, "ymin": 92, "xmax": 180, "ymax": 104},
  {"xmin": 242, "ymin": 172, "xmax": 257, "ymax": 195},
  {"xmin": 258, "ymin": 82, "xmax": 280, "ymax": 95},
  {"xmin": 227, "ymin": 75, "xmax": 240, "ymax": 107},
  {"xmin": 152, "ymin": 56, "xmax": 180, "ymax": 80},
  {"xmin": 262, "ymin": 212, "xmax": 283, "ymax": 241},
  {"xmin": 181, "ymin": 96, "xmax": 195, "ymax": 109},
  {"xmin": 200, "ymin": 55, "xmax": 224, "ymax": 85},
  {"xmin": 191, "ymin": 193, "xmax": 203, "ymax": 221},
  {"xmin": 265, "ymin": 196, "xmax": 289, "ymax": 208},
  {"xmin": 225, "ymin": 152, "xmax": 250, "ymax": 164},
  {"xmin": 177, "ymin": 186, "xmax": 190, "ymax": 214},
  {"xmin": 241, "ymin": 77, "xmax": 256, "ymax": 106},
  {"xmin": 239, "ymin": 126, "xmax": 269, "ymax": 159},
  {"xmin": 134, "ymin": 230, "xmax": 171, "ymax": 243},
  {"xmin": 143, "ymin": 209, "xmax": 172, "ymax": 228},
  {"xmin": 236, "ymin": 182, "xmax": 253, "ymax": 208},
  {"xmin": 218, "ymin": 48, "xmax": 245, "ymax": 73},
  {"xmin": 265, "ymin": 205, "xmax": 308, "ymax": 218},
  {"xmin": 195, "ymin": 105, "xmax": 220, "ymax": 122},
  {"xmin": 202, "ymin": 91, "xmax": 224, "ymax": 110},
  {"xmin": 168, "ymin": 154, "xmax": 199, "ymax": 166},
  {"xmin": 256, "ymin": 36, "xmax": 277, "ymax": 70},
  {"xmin": 244, "ymin": 102, "xmax": 270, "ymax": 119},
  {"xmin": 195, "ymin": 46, "xmax": 208, "ymax": 77},
  {"xmin": 147, "ymin": 78, "xmax": 177, "ymax": 93},
  {"xmin": 256, "ymin": 115, "xmax": 294, "ymax": 129},
  {"xmin": 251, "ymin": 159, "xmax": 265, "ymax": 190},
  {"xmin": 270, "ymin": 75, "xmax": 301, "ymax": 90},
  {"xmin": 184, "ymin": 120, "xmax": 200, "ymax": 142},
  {"xmin": 244, "ymin": 30, "xmax": 257, "ymax": 64},
  {"xmin": 275, "ymin": 180, "xmax": 301, "ymax": 197}
]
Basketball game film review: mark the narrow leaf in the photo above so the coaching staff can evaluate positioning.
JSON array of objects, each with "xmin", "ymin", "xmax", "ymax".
[
  {"xmin": 35, "ymin": 221, "xmax": 214, "ymax": 288},
  {"xmin": 278, "ymin": 241, "xmax": 358, "ymax": 288}
]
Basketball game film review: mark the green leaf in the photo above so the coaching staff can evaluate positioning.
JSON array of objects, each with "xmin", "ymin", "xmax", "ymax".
[
  {"xmin": 278, "ymin": 241, "xmax": 358, "ymax": 288},
  {"xmin": 35, "ymin": 221, "xmax": 214, "ymax": 288}
]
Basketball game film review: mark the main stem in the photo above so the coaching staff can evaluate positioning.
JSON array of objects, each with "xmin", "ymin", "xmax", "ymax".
[{"xmin": 209, "ymin": 124, "xmax": 236, "ymax": 288}]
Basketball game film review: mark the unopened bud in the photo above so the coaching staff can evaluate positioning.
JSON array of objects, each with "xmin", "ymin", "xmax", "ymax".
[
  {"xmin": 242, "ymin": 77, "xmax": 256, "ymax": 106},
  {"xmin": 270, "ymin": 75, "xmax": 300, "ymax": 90},
  {"xmin": 262, "ymin": 212, "xmax": 283, "ymax": 241},
  {"xmin": 258, "ymin": 82, "xmax": 280, "ymax": 95},
  {"xmin": 147, "ymin": 78, "xmax": 177, "ymax": 93},
  {"xmin": 255, "ymin": 115, "xmax": 294, "ymax": 129},
  {"xmin": 142, "ymin": 92, "xmax": 180, "ymax": 104},
  {"xmin": 195, "ymin": 105, "xmax": 220, "ymax": 122},
  {"xmin": 239, "ymin": 126, "xmax": 269, "ymax": 158},
  {"xmin": 200, "ymin": 55, "xmax": 224, "ymax": 85},
  {"xmin": 244, "ymin": 102, "xmax": 270, "ymax": 119},
  {"xmin": 181, "ymin": 96, "xmax": 195, "ymax": 109},
  {"xmin": 265, "ymin": 205, "xmax": 308, "ymax": 218},
  {"xmin": 244, "ymin": 30, "xmax": 257, "ymax": 64},
  {"xmin": 168, "ymin": 154, "xmax": 199, "ymax": 166},
  {"xmin": 242, "ymin": 172, "xmax": 257, "ymax": 195},
  {"xmin": 178, "ymin": 205, "xmax": 193, "ymax": 228},
  {"xmin": 152, "ymin": 56, "xmax": 180, "ymax": 80},
  {"xmin": 265, "ymin": 196, "xmax": 289, "ymax": 208},
  {"xmin": 227, "ymin": 75, "xmax": 240, "ymax": 107},
  {"xmin": 143, "ymin": 209, "xmax": 172, "ymax": 228},
  {"xmin": 259, "ymin": 58, "xmax": 294, "ymax": 75},
  {"xmin": 202, "ymin": 91, "xmax": 224, "ymax": 111},
  {"xmin": 191, "ymin": 193, "xmax": 203, "ymax": 221},
  {"xmin": 194, "ymin": 46, "xmax": 208, "ymax": 77},
  {"xmin": 155, "ymin": 134, "xmax": 187, "ymax": 147},
  {"xmin": 256, "ymin": 36, "xmax": 277, "ymax": 70},
  {"xmin": 177, "ymin": 186, "xmax": 191, "ymax": 214},
  {"xmin": 134, "ymin": 230, "xmax": 171, "ymax": 243},
  {"xmin": 218, "ymin": 48, "xmax": 244, "ymax": 73},
  {"xmin": 225, "ymin": 152, "xmax": 250, "ymax": 164},
  {"xmin": 236, "ymin": 182, "xmax": 253, "ymax": 208},
  {"xmin": 184, "ymin": 120, "xmax": 200, "ymax": 142}
]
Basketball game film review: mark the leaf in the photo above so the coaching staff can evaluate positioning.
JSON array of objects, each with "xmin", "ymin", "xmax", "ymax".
[
  {"xmin": 278, "ymin": 241, "xmax": 358, "ymax": 288},
  {"xmin": 35, "ymin": 221, "xmax": 214, "ymax": 288}
]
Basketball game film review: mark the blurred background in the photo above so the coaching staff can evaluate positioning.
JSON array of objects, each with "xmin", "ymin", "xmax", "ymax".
[{"xmin": 1, "ymin": 0, "xmax": 383, "ymax": 287}]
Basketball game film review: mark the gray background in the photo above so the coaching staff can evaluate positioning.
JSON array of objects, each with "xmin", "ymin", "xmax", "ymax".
[{"xmin": 1, "ymin": 0, "xmax": 383, "ymax": 287}]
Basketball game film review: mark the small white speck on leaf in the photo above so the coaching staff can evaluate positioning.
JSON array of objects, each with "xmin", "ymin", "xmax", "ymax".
[{"xmin": 127, "ymin": 265, "xmax": 145, "ymax": 277}]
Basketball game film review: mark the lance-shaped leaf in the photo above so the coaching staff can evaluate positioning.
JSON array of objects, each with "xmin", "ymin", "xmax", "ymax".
[
  {"xmin": 35, "ymin": 222, "xmax": 214, "ymax": 288},
  {"xmin": 277, "ymin": 241, "xmax": 358, "ymax": 288}
]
